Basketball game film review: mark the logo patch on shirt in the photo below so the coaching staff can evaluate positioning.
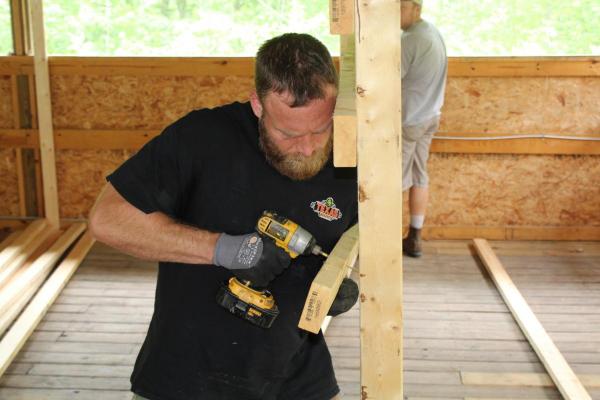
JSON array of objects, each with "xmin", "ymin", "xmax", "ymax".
[{"xmin": 310, "ymin": 197, "xmax": 343, "ymax": 221}]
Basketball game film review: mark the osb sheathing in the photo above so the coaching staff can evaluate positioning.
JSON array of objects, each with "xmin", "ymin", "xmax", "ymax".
[
  {"xmin": 0, "ymin": 76, "xmax": 13, "ymax": 129},
  {"xmin": 0, "ymin": 149, "xmax": 20, "ymax": 216},
  {"xmin": 426, "ymin": 153, "xmax": 600, "ymax": 227},
  {"xmin": 31, "ymin": 73, "xmax": 600, "ymax": 227},
  {"xmin": 56, "ymin": 149, "xmax": 135, "ymax": 218},
  {"xmin": 51, "ymin": 75, "xmax": 255, "ymax": 129},
  {"xmin": 441, "ymin": 77, "xmax": 600, "ymax": 135}
]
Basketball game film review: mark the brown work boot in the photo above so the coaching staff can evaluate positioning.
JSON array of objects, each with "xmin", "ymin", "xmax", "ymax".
[{"xmin": 403, "ymin": 226, "xmax": 422, "ymax": 257}]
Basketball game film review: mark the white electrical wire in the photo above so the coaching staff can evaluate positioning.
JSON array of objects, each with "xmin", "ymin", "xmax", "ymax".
[{"xmin": 433, "ymin": 133, "xmax": 600, "ymax": 141}]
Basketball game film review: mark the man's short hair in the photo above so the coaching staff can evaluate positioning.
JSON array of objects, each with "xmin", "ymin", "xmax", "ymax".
[{"xmin": 255, "ymin": 33, "xmax": 338, "ymax": 107}]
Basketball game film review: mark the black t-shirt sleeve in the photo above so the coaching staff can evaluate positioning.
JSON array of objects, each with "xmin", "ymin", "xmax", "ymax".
[{"xmin": 107, "ymin": 119, "xmax": 193, "ymax": 217}]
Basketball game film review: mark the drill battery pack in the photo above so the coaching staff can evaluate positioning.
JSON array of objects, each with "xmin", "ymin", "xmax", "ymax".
[{"xmin": 216, "ymin": 278, "xmax": 279, "ymax": 329}]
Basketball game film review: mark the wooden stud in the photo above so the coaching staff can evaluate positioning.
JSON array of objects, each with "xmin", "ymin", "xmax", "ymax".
[
  {"xmin": 0, "ymin": 219, "xmax": 46, "ymax": 271},
  {"xmin": 2, "ymin": 129, "xmax": 600, "ymax": 155},
  {"xmin": 0, "ymin": 222, "xmax": 86, "ymax": 316},
  {"xmin": 9, "ymin": 0, "xmax": 32, "ymax": 56},
  {"xmin": 0, "ymin": 230, "xmax": 94, "ymax": 378},
  {"xmin": 29, "ymin": 0, "xmax": 59, "ymax": 228},
  {"xmin": 424, "ymin": 225, "xmax": 600, "ymax": 241},
  {"xmin": 0, "ymin": 227, "xmax": 52, "ymax": 289},
  {"xmin": 430, "ymin": 135, "xmax": 600, "ymax": 155},
  {"xmin": 11, "ymin": 76, "xmax": 28, "ymax": 216},
  {"xmin": 473, "ymin": 238, "xmax": 592, "ymax": 400},
  {"xmin": 48, "ymin": 56, "xmax": 255, "ymax": 77},
  {"xmin": 329, "ymin": 0, "xmax": 354, "ymax": 35},
  {"xmin": 0, "ymin": 230, "xmax": 58, "ymax": 335},
  {"xmin": 0, "ymin": 231, "xmax": 22, "ymax": 253},
  {"xmin": 461, "ymin": 372, "xmax": 600, "ymax": 388},
  {"xmin": 298, "ymin": 225, "xmax": 359, "ymax": 333},
  {"xmin": 1, "ymin": 56, "xmax": 600, "ymax": 77},
  {"xmin": 450, "ymin": 57, "xmax": 600, "ymax": 77},
  {"xmin": 333, "ymin": 34, "xmax": 357, "ymax": 166},
  {"xmin": 356, "ymin": 1, "xmax": 403, "ymax": 398}
]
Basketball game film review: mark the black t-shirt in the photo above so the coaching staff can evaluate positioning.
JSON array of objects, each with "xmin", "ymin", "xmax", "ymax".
[{"xmin": 108, "ymin": 102, "xmax": 358, "ymax": 399}]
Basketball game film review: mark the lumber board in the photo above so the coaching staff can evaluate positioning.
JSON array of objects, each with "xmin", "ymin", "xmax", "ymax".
[
  {"xmin": 356, "ymin": 0, "xmax": 403, "ymax": 398},
  {"xmin": 0, "ymin": 222, "xmax": 86, "ymax": 317},
  {"xmin": 450, "ymin": 57, "xmax": 600, "ymax": 77},
  {"xmin": 0, "ymin": 388, "xmax": 133, "ymax": 400},
  {"xmin": 0, "ymin": 227, "xmax": 52, "ymax": 289},
  {"xmin": 0, "ymin": 231, "xmax": 61, "ymax": 335},
  {"xmin": 1, "ymin": 128, "xmax": 598, "ymax": 155},
  {"xmin": 333, "ymin": 34, "xmax": 357, "ymax": 167},
  {"xmin": 424, "ymin": 225, "xmax": 600, "ymax": 241},
  {"xmin": 0, "ymin": 231, "xmax": 21, "ymax": 253},
  {"xmin": 0, "ymin": 230, "xmax": 94, "ymax": 377},
  {"xmin": 329, "ymin": 0, "xmax": 354, "ymax": 34},
  {"xmin": 0, "ymin": 219, "xmax": 46, "ymax": 271},
  {"xmin": 0, "ymin": 281, "xmax": 41, "ymax": 336},
  {"xmin": 29, "ymin": 0, "xmax": 59, "ymax": 229},
  {"xmin": 319, "ymin": 259, "xmax": 355, "ymax": 334},
  {"xmin": 473, "ymin": 238, "xmax": 592, "ymax": 400},
  {"xmin": 1, "ymin": 56, "xmax": 600, "ymax": 77},
  {"xmin": 298, "ymin": 224, "xmax": 358, "ymax": 333},
  {"xmin": 461, "ymin": 372, "xmax": 600, "ymax": 388}
]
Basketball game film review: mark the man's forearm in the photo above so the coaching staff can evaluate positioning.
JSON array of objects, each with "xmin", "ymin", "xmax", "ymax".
[{"xmin": 89, "ymin": 184, "xmax": 219, "ymax": 264}]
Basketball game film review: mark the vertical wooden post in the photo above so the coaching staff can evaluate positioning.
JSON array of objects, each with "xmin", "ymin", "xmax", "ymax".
[
  {"xmin": 356, "ymin": 0, "xmax": 403, "ymax": 398},
  {"xmin": 29, "ymin": 0, "xmax": 60, "ymax": 229},
  {"xmin": 10, "ymin": 0, "xmax": 40, "ymax": 217}
]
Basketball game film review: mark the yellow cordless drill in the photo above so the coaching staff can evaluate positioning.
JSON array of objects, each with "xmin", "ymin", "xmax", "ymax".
[{"xmin": 216, "ymin": 211, "xmax": 327, "ymax": 328}]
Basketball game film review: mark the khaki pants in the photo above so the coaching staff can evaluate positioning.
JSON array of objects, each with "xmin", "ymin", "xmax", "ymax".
[{"xmin": 402, "ymin": 115, "xmax": 440, "ymax": 191}]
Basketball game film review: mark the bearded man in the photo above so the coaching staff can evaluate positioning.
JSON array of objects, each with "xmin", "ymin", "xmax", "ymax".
[{"xmin": 89, "ymin": 33, "xmax": 358, "ymax": 400}]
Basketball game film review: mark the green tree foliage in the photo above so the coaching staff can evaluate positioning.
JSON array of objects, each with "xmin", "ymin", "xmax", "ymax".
[
  {"xmin": 2, "ymin": 1, "xmax": 599, "ymax": 57},
  {"xmin": 0, "ymin": 0, "xmax": 13, "ymax": 55},
  {"xmin": 423, "ymin": 0, "xmax": 600, "ymax": 56},
  {"xmin": 44, "ymin": 0, "xmax": 339, "ymax": 56}
]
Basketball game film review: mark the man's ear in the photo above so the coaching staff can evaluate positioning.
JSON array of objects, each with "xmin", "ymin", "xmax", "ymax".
[{"xmin": 249, "ymin": 92, "xmax": 263, "ymax": 118}]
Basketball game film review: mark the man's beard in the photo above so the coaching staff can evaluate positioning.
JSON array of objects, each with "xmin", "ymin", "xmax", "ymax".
[{"xmin": 258, "ymin": 118, "xmax": 332, "ymax": 181}]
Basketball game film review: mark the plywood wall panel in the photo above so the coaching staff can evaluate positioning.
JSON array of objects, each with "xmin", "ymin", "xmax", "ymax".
[
  {"xmin": 427, "ymin": 154, "xmax": 600, "ymax": 227},
  {"xmin": 56, "ymin": 149, "xmax": 135, "ymax": 218},
  {"xmin": 51, "ymin": 75, "xmax": 254, "ymax": 130},
  {"xmin": 0, "ymin": 76, "xmax": 13, "ymax": 129},
  {"xmin": 0, "ymin": 149, "xmax": 20, "ymax": 216},
  {"xmin": 441, "ymin": 77, "xmax": 600, "ymax": 135}
]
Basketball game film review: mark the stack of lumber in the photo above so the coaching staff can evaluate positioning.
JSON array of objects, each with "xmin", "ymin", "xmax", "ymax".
[{"xmin": 0, "ymin": 219, "xmax": 94, "ymax": 377}]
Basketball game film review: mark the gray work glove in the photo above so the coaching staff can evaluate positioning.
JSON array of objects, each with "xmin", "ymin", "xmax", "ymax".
[{"xmin": 213, "ymin": 233, "xmax": 291, "ymax": 288}]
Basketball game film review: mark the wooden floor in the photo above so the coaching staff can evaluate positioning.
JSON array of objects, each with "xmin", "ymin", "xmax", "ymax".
[{"xmin": 0, "ymin": 240, "xmax": 599, "ymax": 399}]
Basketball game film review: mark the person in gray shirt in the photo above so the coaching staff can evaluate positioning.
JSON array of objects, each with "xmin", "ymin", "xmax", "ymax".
[{"xmin": 401, "ymin": 0, "xmax": 447, "ymax": 257}]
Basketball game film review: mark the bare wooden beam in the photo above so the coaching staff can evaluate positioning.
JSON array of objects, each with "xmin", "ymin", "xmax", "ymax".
[
  {"xmin": 0, "ymin": 222, "xmax": 86, "ymax": 316},
  {"xmin": 329, "ymin": 0, "xmax": 353, "ymax": 34},
  {"xmin": 473, "ymin": 238, "xmax": 592, "ymax": 400},
  {"xmin": 426, "ymin": 225, "xmax": 600, "ymax": 241},
  {"xmin": 0, "ymin": 230, "xmax": 58, "ymax": 335},
  {"xmin": 0, "ymin": 231, "xmax": 22, "ymax": 253},
  {"xmin": 29, "ymin": 0, "xmax": 59, "ymax": 229},
  {"xmin": 450, "ymin": 57, "xmax": 600, "ymax": 77},
  {"xmin": 0, "ymin": 231, "xmax": 94, "ymax": 378},
  {"xmin": 2, "ymin": 129, "xmax": 600, "ymax": 155},
  {"xmin": 298, "ymin": 224, "xmax": 358, "ymax": 333},
  {"xmin": 0, "ymin": 219, "xmax": 46, "ymax": 270},
  {"xmin": 0, "ymin": 227, "xmax": 52, "ymax": 289},
  {"xmin": 333, "ymin": 34, "xmax": 356, "ymax": 167},
  {"xmin": 461, "ymin": 372, "xmax": 600, "ymax": 388},
  {"xmin": 9, "ymin": 0, "xmax": 32, "ymax": 55},
  {"xmin": 1, "ymin": 56, "xmax": 600, "ymax": 77},
  {"xmin": 356, "ymin": 0, "xmax": 403, "ymax": 398}
]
